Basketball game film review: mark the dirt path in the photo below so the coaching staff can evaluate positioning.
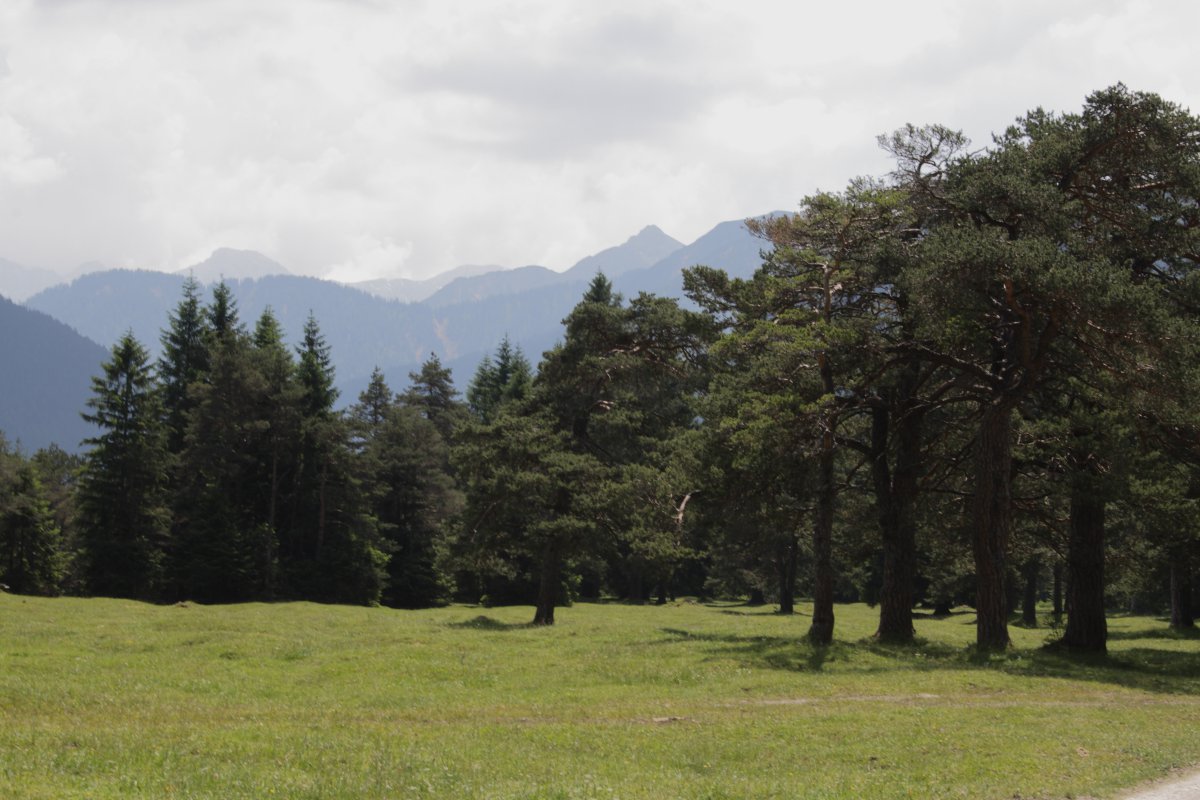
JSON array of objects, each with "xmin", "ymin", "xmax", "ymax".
[{"xmin": 1119, "ymin": 769, "xmax": 1200, "ymax": 800}]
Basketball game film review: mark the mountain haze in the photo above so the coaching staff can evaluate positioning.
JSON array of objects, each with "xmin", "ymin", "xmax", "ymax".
[
  {"xmin": 350, "ymin": 264, "xmax": 498, "ymax": 303},
  {"xmin": 0, "ymin": 295, "xmax": 107, "ymax": 453},
  {"xmin": 563, "ymin": 225, "xmax": 683, "ymax": 279},
  {"xmin": 0, "ymin": 259, "xmax": 65, "ymax": 302},
  {"xmin": 19, "ymin": 216, "xmax": 772, "ymax": 431},
  {"xmin": 179, "ymin": 248, "xmax": 290, "ymax": 282}
]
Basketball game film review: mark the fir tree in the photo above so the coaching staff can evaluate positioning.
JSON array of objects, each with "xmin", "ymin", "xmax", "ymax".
[{"xmin": 79, "ymin": 333, "xmax": 171, "ymax": 599}]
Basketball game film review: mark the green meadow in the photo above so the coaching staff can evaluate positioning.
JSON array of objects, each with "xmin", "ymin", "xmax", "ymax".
[{"xmin": 1, "ymin": 595, "xmax": 1198, "ymax": 799}]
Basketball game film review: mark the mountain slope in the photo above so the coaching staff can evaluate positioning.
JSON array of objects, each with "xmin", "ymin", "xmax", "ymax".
[
  {"xmin": 564, "ymin": 225, "xmax": 683, "ymax": 279},
  {"xmin": 0, "ymin": 295, "xmax": 108, "ymax": 453},
  {"xmin": 180, "ymin": 248, "xmax": 290, "ymax": 282},
  {"xmin": 23, "ymin": 215, "xmax": 772, "ymax": 408},
  {"xmin": 614, "ymin": 217, "xmax": 770, "ymax": 300},
  {"xmin": 350, "ymin": 264, "xmax": 499, "ymax": 303},
  {"xmin": 25, "ymin": 270, "xmax": 189, "ymax": 356},
  {"xmin": 0, "ymin": 258, "xmax": 66, "ymax": 303}
]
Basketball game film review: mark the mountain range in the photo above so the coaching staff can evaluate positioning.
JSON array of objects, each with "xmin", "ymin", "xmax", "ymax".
[
  {"xmin": 2, "ymin": 215, "xmax": 774, "ymax": 451},
  {"xmin": 0, "ymin": 296, "xmax": 107, "ymax": 453}
]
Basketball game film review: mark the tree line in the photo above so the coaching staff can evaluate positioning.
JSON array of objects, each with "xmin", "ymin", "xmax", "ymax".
[{"xmin": 3, "ymin": 85, "xmax": 1199, "ymax": 652}]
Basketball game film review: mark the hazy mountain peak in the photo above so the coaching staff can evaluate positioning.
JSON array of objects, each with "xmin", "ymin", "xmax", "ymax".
[
  {"xmin": 0, "ymin": 258, "xmax": 65, "ymax": 302},
  {"xmin": 180, "ymin": 248, "xmax": 290, "ymax": 283},
  {"xmin": 565, "ymin": 225, "xmax": 683, "ymax": 279}
]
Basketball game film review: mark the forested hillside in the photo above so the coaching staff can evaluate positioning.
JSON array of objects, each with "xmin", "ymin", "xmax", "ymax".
[
  {"xmin": 0, "ymin": 296, "xmax": 106, "ymax": 452},
  {"xmin": 2, "ymin": 86, "xmax": 1198, "ymax": 658}
]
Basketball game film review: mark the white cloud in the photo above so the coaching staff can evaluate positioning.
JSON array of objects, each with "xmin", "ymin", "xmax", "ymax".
[
  {"xmin": 1, "ymin": 0, "xmax": 1199, "ymax": 278},
  {"xmin": 324, "ymin": 234, "xmax": 414, "ymax": 283},
  {"xmin": 0, "ymin": 115, "xmax": 63, "ymax": 185}
]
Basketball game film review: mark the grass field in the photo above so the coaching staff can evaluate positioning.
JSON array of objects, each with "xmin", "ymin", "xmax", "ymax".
[{"xmin": 1, "ymin": 594, "xmax": 1198, "ymax": 799}]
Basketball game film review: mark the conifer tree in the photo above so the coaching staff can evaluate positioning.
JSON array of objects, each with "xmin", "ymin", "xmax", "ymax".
[
  {"xmin": 0, "ymin": 451, "xmax": 64, "ymax": 596},
  {"xmin": 286, "ymin": 314, "xmax": 384, "ymax": 603},
  {"xmin": 159, "ymin": 276, "xmax": 210, "ymax": 453},
  {"xmin": 466, "ymin": 337, "xmax": 533, "ymax": 423},
  {"xmin": 403, "ymin": 353, "xmax": 467, "ymax": 443},
  {"xmin": 79, "ymin": 333, "xmax": 171, "ymax": 599}
]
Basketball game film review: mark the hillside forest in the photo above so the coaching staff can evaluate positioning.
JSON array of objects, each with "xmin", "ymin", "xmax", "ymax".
[{"xmin": 4, "ymin": 85, "xmax": 1200, "ymax": 652}]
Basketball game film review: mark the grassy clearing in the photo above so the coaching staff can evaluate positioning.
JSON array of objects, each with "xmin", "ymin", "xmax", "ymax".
[{"xmin": 1, "ymin": 595, "xmax": 1198, "ymax": 799}]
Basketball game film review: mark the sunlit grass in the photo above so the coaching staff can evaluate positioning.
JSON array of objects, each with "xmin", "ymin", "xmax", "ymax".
[{"xmin": 1, "ymin": 594, "xmax": 1197, "ymax": 798}]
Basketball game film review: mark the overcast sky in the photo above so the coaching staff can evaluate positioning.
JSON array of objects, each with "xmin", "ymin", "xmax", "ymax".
[{"xmin": 1, "ymin": 0, "xmax": 1197, "ymax": 282}]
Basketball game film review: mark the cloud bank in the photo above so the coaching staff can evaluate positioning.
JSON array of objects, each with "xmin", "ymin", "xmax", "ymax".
[{"xmin": 1, "ymin": 0, "xmax": 1197, "ymax": 281}]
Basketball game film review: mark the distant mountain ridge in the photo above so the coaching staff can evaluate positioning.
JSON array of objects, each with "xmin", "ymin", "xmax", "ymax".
[
  {"xmin": 0, "ymin": 295, "xmax": 107, "ymax": 453},
  {"xmin": 0, "ymin": 258, "xmax": 64, "ymax": 302},
  {"xmin": 564, "ymin": 225, "xmax": 683, "ymax": 279},
  {"xmin": 13, "ymin": 214, "xmax": 778, "ymax": 450},
  {"xmin": 179, "ymin": 248, "xmax": 290, "ymax": 283},
  {"xmin": 349, "ymin": 264, "xmax": 500, "ymax": 303}
]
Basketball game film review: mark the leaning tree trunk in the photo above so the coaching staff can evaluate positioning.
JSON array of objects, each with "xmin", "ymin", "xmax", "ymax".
[
  {"xmin": 777, "ymin": 535, "xmax": 799, "ymax": 615},
  {"xmin": 1061, "ymin": 482, "xmax": 1106, "ymax": 652},
  {"xmin": 873, "ymin": 395, "xmax": 922, "ymax": 644},
  {"xmin": 972, "ymin": 400, "xmax": 1015, "ymax": 650},
  {"xmin": 1169, "ymin": 550, "xmax": 1195, "ymax": 631},
  {"xmin": 533, "ymin": 547, "xmax": 560, "ymax": 626}
]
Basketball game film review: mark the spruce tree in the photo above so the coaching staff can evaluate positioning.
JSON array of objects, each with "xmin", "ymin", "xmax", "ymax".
[
  {"xmin": 159, "ymin": 276, "xmax": 210, "ymax": 454},
  {"xmin": 79, "ymin": 332, "xmax": 171, "ymax": 599},
  {"xmin": 403, "ymin": 353, "xmax": 466, "ymax": 442},
  {"xmin": 0, "ymin": 452, "xmax": 64, "ymax": 596}
]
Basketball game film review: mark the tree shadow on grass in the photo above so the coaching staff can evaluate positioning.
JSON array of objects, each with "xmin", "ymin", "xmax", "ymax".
[
  {"xmin": 655, "ymin": 626, "xmax": 1200, "ymax": 695},
  {"xmin": 1107, "ymin": 627, "xmax": 1200, "ymax": 642},
  {"xmin": 446, "ymin": 615, "xmax": 530, "ymax": 631}
]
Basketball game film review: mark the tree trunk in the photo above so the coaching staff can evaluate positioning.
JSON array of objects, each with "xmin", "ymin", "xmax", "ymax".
[
  {"xmin": 972, "ymin": 401, "xmax": 1014, "ymax": 650},
  {"xmin": 1052, "ymin": 562, "xmax": 1063, "ymax": 625},
  {"xmin": 747, "ymin": 587, "xmax": 766, "ymax": 606},
  {"xmin": 873, "ymin": 397, "xmax": 922, "ymax": 644},
  {"xmin": 777, "ymin": 535, "xmax": 798, "ymax": 615},
  {"xmin": 629, "ymin": 566, "xmax": 646, "ymax": 605},
  {"xmin": 533, "ymin": 548, "xmax": 560, "ymax": 626},
  {"xmin": 316, "ymin": 458, "xmax": 327, "ymax": 558},
  {"xmin": 1169, "ymin": 550, "xmax": 1195, "ymax": 630},
  {"xmin": 1061, "ymin": 483, "xmax": 1106, "ymax": 652},
  {"xmin": 1021, "ymin": 557, "xmax": 1039, "ymax": 627},
  {"xmin": 808, "ymin": 423, "xmax": 836, "ymax": 644}
]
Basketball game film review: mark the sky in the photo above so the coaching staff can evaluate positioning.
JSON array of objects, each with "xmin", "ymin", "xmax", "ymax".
[{"xmin": 2, "ymin": 0, "xmax": 1198, "ymax": 283}]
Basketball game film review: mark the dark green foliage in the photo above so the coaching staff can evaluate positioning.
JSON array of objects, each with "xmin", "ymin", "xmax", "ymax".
[
  {"xmin": 466, "ymin": 337, "xmax": 533, "ymax": 423},
  {"xmin": 172, "ymin": 327, "xmax": 271, "ymax": 601},
  {"xmin": 403, "ymin": 353, "xmax": 468, "ymax": 442},
  {"xmin": 0, "ymin": 444, "xmax": 64, "ymax": 595},
  {"xmin": 456, "ymin": 274, "xmax": 712, "ymax": 621},
  {"xmin": 351, "ymin": 370, "xmax": 461, "ymax": 607},
  {"xmin": 284, "ymin": 314, "xmax": 384, "ymax": 604},
  {"xmin": 78, "ymin": 333, "xmax": 171, "ymax": 599},
  {"xmin": 15, "ymin": 84, "xmax": 1200, "ymax": 637},
  {"xmin": 159, "ymin": 276, "xmax": 209, "ymax": 453}
]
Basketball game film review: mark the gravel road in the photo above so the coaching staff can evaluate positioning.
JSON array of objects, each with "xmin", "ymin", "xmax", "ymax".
[{"xmin": 1119, "ymin": 769, "xmax": 1200, "ymax": 800}]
